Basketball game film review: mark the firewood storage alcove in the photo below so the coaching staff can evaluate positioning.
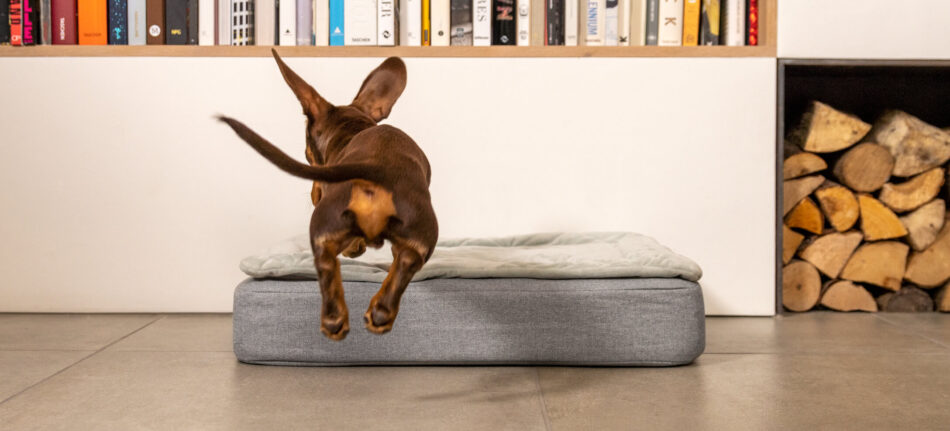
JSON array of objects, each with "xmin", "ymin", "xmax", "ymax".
[{"xmin": 777, "ymin": 60, "xmax": 950, "ymax": 313}]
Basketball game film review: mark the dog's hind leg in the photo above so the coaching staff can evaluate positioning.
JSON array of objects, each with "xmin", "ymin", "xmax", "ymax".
[
  {"xmin": 312, "ymin": 233, "xmax": 351, "ymax": 341},
  {"xmin": 362, "ymin": 238, "xmax": 428, "ymax": 335}
]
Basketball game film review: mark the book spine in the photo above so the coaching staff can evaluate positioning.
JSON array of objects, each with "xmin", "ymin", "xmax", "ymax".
[
  {"xmin": 643, "ymin": 0, "xmax": 656, "ymax": 45},
  {"xmin": 165, "ymin": 0, "xmax": 186, "ymax": 43},
  {"xmin": 562, "ymin": 0, "xmax": 576, "ymax": 45},
  {"xmin": 328, "ymin": 0, "xmax": 343, "ymax": 45},
  {"xmin": 22, "ymin": 0, "xmax": 37, "ymax": 44},
  {"xmin": 40, "ymin": 0, "xmax": 51, "ymax": 43},
  {"xmin": 657, "ymin": 0, "xmax": 680, "ymax": 46},
  {"xmin": 583, "ymin": 0, "xmax": 603, "ymax": 46},
  {"xmin": 314, "ymin": 0, "xmax": 328, "ymax": 44},
  {"xmin": 604, "ymin": 0, "xmax": 616, "ymax": 45},
  {"xmin": 254, "ymin": 0, "xmax": 273, "ymax": 45},
  {"xmin": 544, "ymin": 0, "xmax": 561, "ymax": 45},
  {"xmin": 146, "ymin": 0, "xmax": 164, "ymax": 44},
  {"xmin": 617, "ymin": 0, "xmax": 627, "ymax": 46},
  {"xmin": 343, "ymin": 0, "xmax": 374, "ymax": 45},
  {"xmin": 197, "ymin": 0, "xmax": 213, "ymax": 44},
  {"xmin": 721, "ymin": 0, "xmax": 742, "ymax": 46},
  {"xmin": 185, "ymin": 0, "xmax": 197, "ymax": 43},
  {"xmin": 107, "ymin": 0, "xmax": 127, "ymax": 43},
  {"xmin": 0, "ymin": 2, "xmax": 9, "ymax": 44},
  {"xmin": 472, "ymin": 0, "xmax": 489, "ymax": 46},
  {"xmin": 378, "ymin": 0, "xmax": 395, "ymax": 45},
  {"xmin": 699, "ymin": 0, "xmax": 717, "ymax": 45},
  {"xmin": 627, "ymin": 0, "xmax": 645, "ymax": 45},
  {"xmin": 421, "ymin": 0, "xmax": 429, "ymax": 44},
  {"xmin": 431, "ymin": 0, "xmax": 449, "ymax": 45},
  {"xmin": 296, "ymin": 0, "xmax": 311, "ymax": 44},
  {"xmin": 490, "ymin": 0, "xmax": 512, "ymax": 44},
  {"xmin": 527, "ymin": 0, "xmax": 541, "ymax": 45},
  {"xmin": 449, "ymin": 0, "xmax": 472, "ymax": 45},
  {"xmin": 747, "ymin": 0, "xmax": 756, "ymax": 45},
  {"xmin": 128, "ymin": 0, "xmax": 146, "ymax": 44},
  {"xmin": 217, "ymin": 0, "xmax": 230, "ymax": 44},
  {"xmin": 78, "ymin": 0, "xmax": 107, "ymax": 44},
  {"xmin": 682, "ymin": 0, "xmax": 698, "ymax": 45},
  {"xmin": 10, "ymin": 0, "xmax": 22, "ymax": 45},
  {"xmin": 514, "ymin": 0, "xmax": 526, "ymax": 45},
  {"xmin": 230, "ymin": 0, "xmax": 253, "ymax": 45},
  {"xmin": 279, "ymin": 0, "xmax": 296, "ymax": 44}
]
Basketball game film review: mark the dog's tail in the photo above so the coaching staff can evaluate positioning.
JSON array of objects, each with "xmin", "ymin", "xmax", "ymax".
[{"xmin": 217, "ymin": 115, "xmax": 387, "ymax": 184}]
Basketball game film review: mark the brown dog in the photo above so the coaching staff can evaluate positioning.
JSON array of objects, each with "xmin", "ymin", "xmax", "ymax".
[{"xmin": 218, "ymin": 49, "xmax": 438, "ymax": 341}]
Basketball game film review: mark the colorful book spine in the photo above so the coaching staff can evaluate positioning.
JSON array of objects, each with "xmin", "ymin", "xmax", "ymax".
[
  {"xmin": 378, "ymin": 0, "xmax": 395, "ymax": 45},
  {"xmin": 421, "ymin": 0, "xmax": 429, "ymax": 45},
  {"xmin": 682, "ymin": 0, "xmax": 699, "ymax": 46},
  {"xmin": 128, "ymin": 0, "xmax": 146, "ymax": 44},
  {"xmin": 78, "ymin": 0, "xmax": 107, "ymax": 44},
  {"xmin": 699, "ymin": 0, "xmax": 717, "ymax": 45},
  {"xmin": 472, "ymin": 0, "xmax": 489, "ymax": 46},
  {"xmin": 643, "ymin": 0, "xmax": 656, "ymax": 45},
  {"xmin": 449, "ymin": 0, "xmax": 472, "ymax": 45},
  {"xmin": 0, "ymin": 2, "xmax": 10, "ymax": 45},
  {"xmin": 296, "ymin": 0, "xmax": 311, "ymax": 44},
  {"xmin": 430, "ymin": 0, "xmax": 449, "ymax": 45},
  {"xmin": 563, "ymin": 0, "xmax": 576, "ymax": 45},
  {"xmin": 604, "ymin": 0, "xmax": 617, "ymax": 45},
  {"xmin": 254, "ymin": 0, "xmax": 274, "ymax": 45},
  {"xmin": 328, "ymin": 0, "xmax": 343, "ymax": 45},
  {"xmin": 165, "ymin": 0, "xmax": 186, "ymax": 44},
  {"xmin": 279, "ymin": 0, "xmax": 296, "ymax": 45},
  {"xmin": 230, "ymin": 0, "xmax": 253, "ymax": 45},
  {"xmin": 10, "ymin": 0, "xmax": 23, "ymax": 45},
  {"xmin": 583, "ymin": 0, "xmax": 604, "ymax": 46},
  {"xmin": 186, "ymin": 0, "xmax": 197, "ymax": 43},
  {"xmin": 198, "ymin": 0, "xmax": 213, "ymax": 44},
  {"xmin": 747, "ymin": 0, "xmax": 757, "ymax": 45},
  {"xmin": 721, "ymin": 0, "xmax": 743, "ymax": 46},
  {"xmin": 22, "ymin": 0, "xmax": 38, "ymax": 44},
  {"xmin": 544, "ymin": 0, "xmax": 562, "ymax": 45},
  {"xmin": 40, "ymin": 0, "xmax": 51, "ymax": 44},
  {"xmin": 314, "ymin": 0, "xmax": 328, "ymax": 44},
  {"xmin": 146, "ymin": 0, "xmax": 163, "ymax": 43},
  {"xmin": 491, "ymin": 0, "xmax": 513, "ymax": 44},
  {"xmin": 343, "ymin": 0, "xmax": 375, "ymax": 45},
  {"xmin": 108, "ymin": 0, "xmax": 128, "ymax": 44},
  {"xmin": 515, "ymin": 0, "xmax": 527, "ymax": 45}
]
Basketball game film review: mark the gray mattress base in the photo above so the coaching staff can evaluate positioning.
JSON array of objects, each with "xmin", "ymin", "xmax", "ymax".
[{"xmin": 233, "ymin": 277, "xmax": 705, "ymax": 366}]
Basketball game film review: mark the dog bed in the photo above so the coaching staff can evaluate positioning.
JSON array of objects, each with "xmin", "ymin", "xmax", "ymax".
[{"xmin": 233, "ymin": 232, "xmax": 705, "ymax": 366}]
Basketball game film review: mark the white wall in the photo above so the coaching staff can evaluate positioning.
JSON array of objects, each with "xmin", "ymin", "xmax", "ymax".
[
  {"xmin": 779, "ymin": 0, "xmax": 950, "ymax": 59},
  {"xmin": 0, "ymin": 57, "xmax": 776, "ymax": 315}
]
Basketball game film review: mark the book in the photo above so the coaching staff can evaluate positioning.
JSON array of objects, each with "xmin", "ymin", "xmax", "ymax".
[
  {"xmin": 515, "ymin": 0, "xmax": 527, "ymax": 45},
  {"xmin": 378, "ymin": 0, "xmax": 395, "ymax": 45},
  {"xmin": 699, "ymin": 0, "xmax": 717, "ymax": 45},
  {"xmin": 627, "ymin": 0, "xmax": 646, "ymax": 45},
  {"xmin": 328, "ymin": 0, "xmax": 343, "ymax": 45},
  {"xmin": 296, "ymin": 0, "xmax": 311, "ymax": 44},
  {"xmin": 643, "ymin": 0, "xmax": 656, "ymax": 45},
  {"xmin": 430, "ymin": 0, "xmax": 449, "ymax": 45},
  {"xmin": 604, "ymin": 0, "xmax": 616, "ymax": 45},
  {"xmin": 217, "ymin": 0, "xmax": 230, "ymax": 44},
  {"xmin": 583, "ymin": 0, "xmax": 604, "ymax": 46},
  {"xmin": 344, "ymin": 0, "xmax": 375, "ymax": 45},
  {"xmin": 166, "ymin": 0, "xmax": 186, "ymax": 44},
  {"xmin": 186, "ymin": 0, "xmax": 197, "ymax": 43},
  {"xmin": 421, "ymin": 0, "xmax": 429, "ymax": 45},
  {"xmin": 472, "ymin": 0, "xmax": 489, "ymax": 46},
  {"xmin": 528, "ymin": 0, "xmax": 542, "ymax": 45},
  {"xmin": 747, "ymin": 0, "xmax": 756, "ymax": 45},
  {"xmin": 544, "ymin": 0, "xmax": 562, "ymax": 45},
  {"xmin": 657, "ymin": 0, "xmax": 681, "ymax": 46},
  {"xmin": 563, "ymin": 0, "xmax": 576, "ymax": 45},
  {"xmin": 682, "ymin": 0, "xmax": 699, "ymax": 46},
  {"xmin": 721, "ymin": 0, "xmax": 743, "ymax": 46},
  {"xmin": 314, "ymin": 0, "xmax": 328, "ymax": 44},
  {"xmin": 128, "ymin": 0, "xmax": 146, "ymax": 44},
  {"xmin": 254, "ymin": 0, "xmax": 274, "ymax": 45},
  {"xmin": 230, "ymin": 0, "xmax": 253, "ymax": 45},
  {"xmin": 279, "ymin": 0, "xmax": 295, "ymax": 45},
  {"xmin": 491, "ymin": 0, "xmax": 513, "ymax": 45},
  {"xmin": 10, "ymin": 0, "xmax": 23, "ymax": 45},
  {"xmin": 22, "ymin": 0, "xmax": 39, "ymax": 44},
  {"xmin": 0, "ymin": 2, "xmax": 9, "ymax": 44},
  {"xmin": 107, "ymin": 0, "xmax": 128, "ymax": 43},
  {"xmin": 197, "ymin": 0, "xmax": 213, "ymax": 44},
  {"xmin": 146, "ymin": 0, "xmax": 164, "ymax": 44},
  {"xmin": 449, "ymin": 0, "xmax": 472, "ymax": 45},
  {"xmin": 617, "ymin": 0, "xmax": 628, "ymax": 45},
  {"xmin": 40, "ymin": 0, "xmax": 51, "ymax": 43},
  {"xmin": 78, "ymin": 0, "xmax": 107, "ymax": 44}
]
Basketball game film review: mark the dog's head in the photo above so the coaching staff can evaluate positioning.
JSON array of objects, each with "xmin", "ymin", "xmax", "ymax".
[{"xmin": 270, "ymin": 49, "xmax": 407, "ymax": 164}]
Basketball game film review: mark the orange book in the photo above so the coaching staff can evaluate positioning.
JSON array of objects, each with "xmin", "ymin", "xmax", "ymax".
[
  {"xmin": 421, "ymin": 0, "xmax": 431, "ymax": 45},
  {"xmin": 682, "ymin": 0, "xmax": 700, "ymax": 46},
  {"xmin": 78, "ymin": 0, "xmax": 107, "ymax": 45}
]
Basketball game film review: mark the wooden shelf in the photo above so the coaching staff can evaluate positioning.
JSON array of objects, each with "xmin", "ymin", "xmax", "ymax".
[{"xmin": 0, "ymin": 45, "xmax": 777, "ymax": 58}]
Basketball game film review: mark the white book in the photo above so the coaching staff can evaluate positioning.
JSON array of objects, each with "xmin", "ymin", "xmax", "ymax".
[
  {"xmin": 344, "ymin": 0, "xmax": 377, "ymax": 45},
  {"xmin": 472, "ymin": 0, "xmax": 490, "ymax": 46},
  {"xmin": 604, "ymin": 0, "xmax": 617, "ymax": 45},
  {"xmin": 628, "ymin": 0, "xmax": 645, "ymax": 45},
  {"xmin": 128, "ymin": 0, "xmax": 146, "ymax": 45},
  {"xmin": 657, "ymin": 0, "xmax": 682, "ymax": 46},
  {"xmin": 405, "ymin": 0, "xmax": 422, "ymax": 45},
  {"xmin": 256, "ymin": 0, "xmax": 276, "ymax": 45},
  {"xmin": 199, "ymin": 0, "xmax": 215, "ymax": 45},
  {"xmin": 617, "ymin": 0, "xmax": 628, "ymax": 45},
  {"xmin": 279, "ymin": 0, "xmax": 297, "ymax": 45},
  {"xmin": 722, "ymin": 0, "xmax": 744, "ymax": 46},
  {"xmin": 515, "ymin": 0, "xmax": 528, "ymax": 46},
  {"xmin": 431, "ymin": 0, "xmax": 450, "ymax": 45},
  {"xmin": 314, "ymin": 0, "xmax": 329, "ymax": 45},
  {"xmin": 378, "ymin": 0, "xmax": 395, "ymax": 45},
  {"xmin": 218, "ymin": 0, "xmax": 231, "ymax": 45},
  {"xmin": 297, "ymin": 0, "xmax": 313, "ymax": 44},
  {"xmin": 583, "ymin": 0, "xmax": 605, "ymax": 46},
  {"xmin": 564, "ymin": 0, "xmax": 578, "ymax": 46},
  {"xmin": 231, "ymin": 0, "xmax": 254, "ymax": 45}
]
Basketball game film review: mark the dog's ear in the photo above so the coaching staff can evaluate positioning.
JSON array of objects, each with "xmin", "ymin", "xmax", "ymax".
[
  {"xmin": 351, "ymin": 57, "xmax": 407, "ymax": 122},
  {"xmin": 272, "ymin": 49, "xmax": 331, "ymax": 120}
]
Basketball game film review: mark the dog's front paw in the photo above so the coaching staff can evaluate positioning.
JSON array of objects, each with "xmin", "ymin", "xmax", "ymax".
[
  {"xmin": 321, "ymin": 314, "xmax": 350, "ymax": 341},
  {"xmin": 362, "ymin": 302, "xmax": 397, "ymax": 335}
]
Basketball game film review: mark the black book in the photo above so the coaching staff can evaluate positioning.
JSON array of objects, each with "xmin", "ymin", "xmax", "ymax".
[
  {"xmin": 491, "ymin": 0, "xmax": 515, "ymax": 45},
  {"xmin": 0, "ymin": 2, "xmax": 10, "ymax": 44},
  {"xmin": 186, "ymin": 0, "xmax": 197, "ymax": 44},
  {"xmin": 22, "ymin": 0, "xmax": 40, "ymax": 44},
  {"xmin": 545, "ymin": 0, "xmax": 563, "ymax": 45},
  {"xmin": 108, "ymin": 0, "xmax": 128, "ymax": 44},
  {"xmin": 165, "ymin": 0, "xmax": 187, "ymax": 44}
]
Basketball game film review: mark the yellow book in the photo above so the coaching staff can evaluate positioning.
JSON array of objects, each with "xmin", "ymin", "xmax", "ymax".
[
  {"xmin": 682, "ymin": 0, "xmax": 700, "ymax": 46},
  {"xmin": 422, "ymin": 0, "xmax": 431, "ymax": 45}
]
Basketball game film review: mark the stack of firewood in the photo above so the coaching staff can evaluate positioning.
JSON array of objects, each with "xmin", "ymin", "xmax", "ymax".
[{"xmin": 782, "ymin": 101, "xmax": 950, "ymax": 313}]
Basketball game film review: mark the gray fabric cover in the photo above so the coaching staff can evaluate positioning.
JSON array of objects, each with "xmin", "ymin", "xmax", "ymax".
[{"xmin": 233, "ymin": 277, "xmax": 705, "ymax": 366}]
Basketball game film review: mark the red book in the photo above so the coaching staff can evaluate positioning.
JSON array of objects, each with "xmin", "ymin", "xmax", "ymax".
[
  {"xmin": 747, "ymin": 0, "xmax": 758, "ymax": 46},
  {"xmin": 52, "ymin": 0, "xmax": 78, "ymax": 43},
  {"xmin": 9, "ymin": 0, "xmax": 23, "ymax": 45}
]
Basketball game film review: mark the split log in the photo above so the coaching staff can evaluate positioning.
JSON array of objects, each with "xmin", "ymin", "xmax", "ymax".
[
  {"xmin": 832, "ymin": 142, "xmax": 894, "ymax": 192},
  {"xmin": 877, "ymin": 286, "xmax": 934, "ymax": 312},
  {"xmin": 868, "ymin": 110, "xmax": 950, "ymax": 177},
  {"xmin": 783, "ymin": 175, "xmax": 825, "ymax": 216},
  {"xmin": 815, "ymin": 183, "xmax": 859, "ymax": 232},
  {"xmin": 820, "ymin": 280, "xmax": 877, "ymax": 312},
  {"xmin": 876, "ymin": 292, "xmax": 894, "ymax": 311},
  {"xmin": 784, "ymin": 153, "xmax": 827, "ymax": 180},
  {"xmin": 899, "ymin": 199, "xmax": 946, "ymax": 251},
  {"xmin": 858, "ymin": 194, "xmax": 907, "ymax": 241},
  {"xmin": 794, "ymin": 101, "xmax": 871, "ymax": 153},
  {"xmin": 937, "ymin": 282, "xmax": 950, "ymax": 312},
  {"xmin": 785, "ymin": 198, "xmax": 824, "ymax": 234},
  {"xmin": 904, "ymin": 219, "xmax": 950, "ymax": 287},
  {"xmin": 783, "ymin": 260, "xmax": 822, "ymax": 312},
  {"xmin": 879, "ymin": 167, "xmax": 945, "ymax": 213},
  {"xmin": 799, "ymin": 231, "xmax": 863, "ymax": 278},
  {"xmin": 782, "ymin": 225, "xmax": 805, "ymax": 265},
  {"xmin": 840, "ymin": 241, "xmax": 909, "ymax": 291}
]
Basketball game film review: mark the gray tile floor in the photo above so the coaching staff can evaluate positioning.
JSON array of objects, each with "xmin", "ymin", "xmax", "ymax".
[{"xmin": 0, "ymin": 313, "xmax": 948, "ymax": 430}]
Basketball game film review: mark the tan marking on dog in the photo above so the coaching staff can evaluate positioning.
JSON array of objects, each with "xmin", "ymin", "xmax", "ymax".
[
  {"xmin": 348, "ymin": 180, "xmax": 396, "ymax": 240},
  {"xmin": 311, "ymin": 182, "xmax": 324, "ymax": 206}
]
